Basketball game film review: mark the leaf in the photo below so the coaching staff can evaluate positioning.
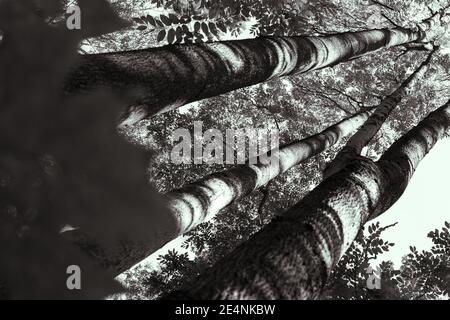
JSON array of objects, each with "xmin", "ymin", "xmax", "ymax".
[
  {"xmin": 195, "ymin": 32, "xmax": 204, "ymax": 39},
  {"xmin": 201, "ymin": 22, "xmax": 209, "ymax": 34},
  {"xmin": 160, "ymin": 14, "xmax": 172, "ymax": 26},
  {"xmin": 185, "ymin": 31, "xmax": 194, "ymax": 43},
  {"xmin": 446, "ymin": 221, "xmax": 450, "ymax": 228},
  {"xmin": 168, "ymin": 14, "xmax": 179, "ymax": 24},
  {"xmin": 175, "ymin": 27, "xmax": 183, "ymax": 43},
  {"xmin": 136, "ymin": 25, "xmax": 147, "ymax": 31},
  {"xmin": 146, "ymin": 15, "xmax": 156, "ymax": 26},
  {"xmin": 167, "ymin": 28, "xmax": 176, "ymax": 44},
  {"xmin": 217, "ymin": 22, "xmax": 227, "ymax": 33},
  {"xmin": 209, "ymin": 22, "xmax": 219, "ymax": 36},
  {"xmin": 194, "ymin": 22, "xmax": 201, "ymax": 33},
  {"xmin": 157, "ymin": 29, "xmax": 166, "ymax": 42}
]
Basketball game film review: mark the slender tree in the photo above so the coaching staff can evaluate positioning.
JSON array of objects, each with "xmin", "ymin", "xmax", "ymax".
[
  {"xmin": 62, "ymin": 2, "xmax": 448, "ymax": 280},
  {"xmin": 167, "ymin": 109, "xmax": 374, "ymax": 235},
  {"xmin": 66, "ymin": 108, "xmax": 373, "ymax": 274},
  {"xmin": 324, "ymin": 47, "xmax": 436, "ymax": 178},
  {"xmin": 65, "ymin": 16, "xmax": 442, "ymax": 126},
  {"xmin": 163, "ymin": 99, "xmax": 450, "ymax": 300},
  {"xmin": 61, "ymin": 5, "xmax": 447, "ymax": 276}
]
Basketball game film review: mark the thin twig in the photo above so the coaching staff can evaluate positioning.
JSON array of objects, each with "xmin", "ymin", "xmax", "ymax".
[
  {"xmin": 371, "ymin": 0, "xmax": 396, "ymax": 11},
  {"xmin": 381, "ymin": 13, "xmax": 404, "ymax": 28}
]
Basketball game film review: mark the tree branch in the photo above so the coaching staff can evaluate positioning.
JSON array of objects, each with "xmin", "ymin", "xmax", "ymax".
[
  {"xmin": 299, "ymin": 86, "xmax": 352, "ymax": 115},
  {"xmin": 381, "ymin": 13, "xmax": 404, "ymax": 29},
  {"xmin": 371, "ymin": 0, "xmax": 396, "ymax": 11},
  {"xmin": 257, "ymin": 181, "xmax": 273, "ymax": 227}
]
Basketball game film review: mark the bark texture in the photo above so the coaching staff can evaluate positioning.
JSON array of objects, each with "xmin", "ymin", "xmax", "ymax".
[
  {"xmin": 65, "ymin": 110, "xmax": 372, "ymax": 275},
  {"xmin": 164, "ymin": 100, "xmax": 450, "ymax": 300},
  {"xmin": 168, "ymin": 109, "xmax": 373, "ymax": 235},
  {"xmin": 65, "ymin": 28, "xmax": 423, "ymax": 125},
  {"xmin": 324, "ymin": 49, "xmax": 435, "ymax": 178}
]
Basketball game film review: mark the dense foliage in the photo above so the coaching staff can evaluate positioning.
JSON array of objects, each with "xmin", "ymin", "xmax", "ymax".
[
  {"xmin": 122, "ymin": 221, "xmax": 450, "ymax": 300},
  {"xmin": 117, "ymin": 0, "xmax": 450, "ymax": 300},
  {"xmin": 1, "ymin": 0, "xmax": 449, "ymax": 299}
]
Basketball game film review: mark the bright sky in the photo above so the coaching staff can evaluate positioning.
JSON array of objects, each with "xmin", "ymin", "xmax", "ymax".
[{"xmin": 372, "ymin": 137, "xmax": 450, "ymax": 266}]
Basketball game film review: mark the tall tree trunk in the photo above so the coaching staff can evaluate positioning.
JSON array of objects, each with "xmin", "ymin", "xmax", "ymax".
[
  {"xmin": 168, "ymin": 109, "xmax": 373, "ymax": 235},
  {"xmin": 65, "ymin": 109, "xmax": 373, "ymax": 275},
  {"xmin": 323, "ymin": 48, "xmax": 436, "ymax": 178},
  {"xmin": 164, "ymin": 99, "xmax": 450, "ymax": 300},
  {"xmin": 65, "ymin": 27, "xmax": 427, "ymax": 126}
]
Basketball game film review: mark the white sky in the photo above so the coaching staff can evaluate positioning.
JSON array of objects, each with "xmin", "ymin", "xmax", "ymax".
[{"xmin": 372, "ymin": 137, "xmax": 450, "ymax": 266}]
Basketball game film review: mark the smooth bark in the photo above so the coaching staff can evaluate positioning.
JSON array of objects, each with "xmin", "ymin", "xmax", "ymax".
[{"xmin": 164, "ymin": 100, "xmax": 450, "ymax": 300}]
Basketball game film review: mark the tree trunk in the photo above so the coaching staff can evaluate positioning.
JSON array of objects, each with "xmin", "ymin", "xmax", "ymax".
[
  {"xmin": 168, "ymin": 109, "xmax": 373, "ymax": 235},
  {"xmin": 323, "ymin": 48, "xmax": 435, "ymax": 178},
  {"xmin": 65, "ymin": 28, "xmax": 425, "ymax": 126},
  {"xmin": 64, "ymin": 109, "xmax": 372, "ymax": 275},
  {"xmin": 164, "ymin": 100, "xmax": 450, "ymax": 300}
]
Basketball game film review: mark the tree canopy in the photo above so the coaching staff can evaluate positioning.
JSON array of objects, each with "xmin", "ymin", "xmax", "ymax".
[{"xmin": 0, "ymin": 0, "xmax": 449, "ymax": 299}]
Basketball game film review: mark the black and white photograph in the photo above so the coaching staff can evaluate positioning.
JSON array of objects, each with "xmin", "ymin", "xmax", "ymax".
[{"xmin": 1, "ymin": 0, "xmax": 450, "ymax": 307}]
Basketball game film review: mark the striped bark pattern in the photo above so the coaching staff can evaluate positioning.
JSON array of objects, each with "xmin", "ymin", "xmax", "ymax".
[
  {"xmin": 324, "ymin": 49, "xmax": 435, "ymax": 178},
  {"xmin": 65, "ymin": 28, "xmax": 422, "ymax": 124},
  {"xmin": 66, "ymin": 110, "xmax": 372, "ymax": 275},
  {"xmin": 61, "ymin": 27, "xmax": 424, "ymax": 276},
  {"xmin": 165, "ymin": 100, "xmax": 450, "ymax": 300},
  {"xmin": 63, "ymin": 24, "xmax": 439, "ymax": 277},
  {"xmin": 167, "ymin": 110, "xmax": 373, "ymax": 235}
]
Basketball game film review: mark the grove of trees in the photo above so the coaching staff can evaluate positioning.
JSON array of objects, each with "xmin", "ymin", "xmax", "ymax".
[{"xmin": 1, "ymin": 0, "xmax": 449, "ymax": 299}]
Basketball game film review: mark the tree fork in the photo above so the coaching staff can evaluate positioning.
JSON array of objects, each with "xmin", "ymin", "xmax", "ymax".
[{"xmin": 323, "ymin": 48, "xmax": 436, "ymax": 179}]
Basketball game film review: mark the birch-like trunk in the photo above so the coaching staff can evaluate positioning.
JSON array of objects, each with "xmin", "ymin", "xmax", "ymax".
[
  {"xmin": 165, "ymin": 100, "xmax": 450, "ymax": 300},
  {"xmin": 65, "ymin": 109, "xmax": 372, "ymax": 275},
  {"xmin": 65, "ymin": 28, "xmax": 424, "ymax": 126},
  {"xmin": 323, "ymin": 48, "xmax": 435, "ymax": 178},
  {"xmin": 168, "ymin": 109, "xmax": 373, "ymax": 235}
]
